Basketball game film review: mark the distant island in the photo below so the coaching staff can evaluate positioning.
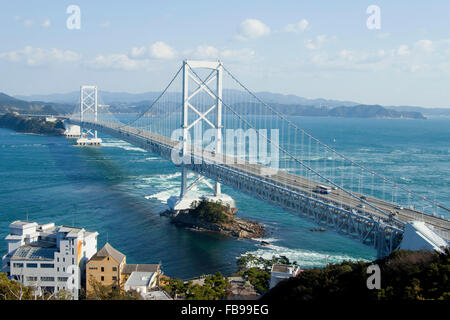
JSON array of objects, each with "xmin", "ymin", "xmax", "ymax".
[
  {"xmin": 232, "ymin": 102, "xmax": 426, "ymax": 119},
  {"xmin": 0, "ymin": 113, "xmax": 65, "ymax": 135},
  {"xmin": 2, "ymin": 90, "xmax": 441, "ymax": 119},
  {"xmin": 163, "ymin": 200, "xmax": 265, "ymax": 239}
]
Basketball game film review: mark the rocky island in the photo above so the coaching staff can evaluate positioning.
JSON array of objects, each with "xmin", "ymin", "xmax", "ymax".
[{"xmin": 163, "ymin": 200, "xmax": 265, "ymax": 239}]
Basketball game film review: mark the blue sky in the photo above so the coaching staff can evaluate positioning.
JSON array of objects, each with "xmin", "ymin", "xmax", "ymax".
[{"xmin": 1, "ymin": 1, "xmax": 450, "ymax": 107}]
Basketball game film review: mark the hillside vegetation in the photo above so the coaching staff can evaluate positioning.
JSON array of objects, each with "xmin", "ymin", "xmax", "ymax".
[
  {"xmin": 262, "ymin": 249, "xmax": 450, "ymax": 301},
  {"xmin": 0, "ymin": 92, "xmax": 72, "ymax": 115},
  {"xmin": 0, "ymin": 113, "xmax": 65, "ymax": 135}
]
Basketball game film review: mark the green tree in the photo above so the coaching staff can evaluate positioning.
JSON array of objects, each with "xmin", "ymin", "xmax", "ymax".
[
  {"xmin": 86, "ymin": 278, "xmax": 141, "ymax": 300},
  {"xmin": 0, "ymin": 273, "xmax": 33, "ymax": 300}
]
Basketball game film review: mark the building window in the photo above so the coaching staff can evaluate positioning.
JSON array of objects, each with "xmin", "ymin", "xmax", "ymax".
[
  {"xmin": 112, "ymin": 276, "xmax": 117, "ymax": 281},
  {"xmin": 58, "ymin": 277, "xmax": 68, "ymax": 282},
  {"xmin": 26, "ymin": 276, "xmax": 37, "ymax": 282},
  {"xmin": 101, "ymin": 267, "xmax": 104, "ymax": 272},
  {"xmin": 72, "ymin": 258, "xmax": 74, "ymax": 264},
  {"xmin": 13, "ymin": 263, "xmax": 23, "ymax": 268},
  {"xmin": 72, "ymin": 248, "xmax": 74, "ymax": 254},
  {"xmin": 26, "ymin": 263, "xmax": 38, "ymax": 268},
  {"xmin": 41, "ymin": 263, "xmax": 54, "ymax": 269},
  {"xmin": 101, "ymin": 276, "xmax": 104, "ymax": 281},
  {"xmin": 57, "ymin": 258, "xmax": 59, "ymax": 262},
  {"xmin": 112, "ymin": 267, "xmax": 117, "ymax": 271},
  {"xmin": 88, "ymin": 267, "xmax": 98, "ymax": 270},
  {"xmin": 41, "ymin": 277, "xmax": 55, "ymax": 282}
]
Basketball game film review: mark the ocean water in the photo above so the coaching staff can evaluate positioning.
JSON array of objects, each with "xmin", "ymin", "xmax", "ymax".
[{"xmin": 0, "ymin": 117, "xmax": 449, "ymax": 279}]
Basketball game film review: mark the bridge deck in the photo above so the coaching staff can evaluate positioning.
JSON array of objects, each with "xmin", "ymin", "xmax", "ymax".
[{"xmin": 73, "ymin": 120, "xmax": 450, "ymax": 240}]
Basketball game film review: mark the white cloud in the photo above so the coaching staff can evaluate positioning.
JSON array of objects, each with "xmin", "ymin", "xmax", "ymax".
[
  {"xmin": 284, "ymin": 19, "xmax": 309, "ymax": 33},
  {"xmin": 0, "ymin": 46, "xmax": 81, "ymax": 66},
  {"xmin": 304, "ymin": 35, "xmax": 330, "ymax": 50},
  {"xmin": 306, "ymin": 38, "xmax": 450, "ymax": 76},
  {"xmin": 150, "ymin": 41, "xmax": 176, "ymax": 59},
  {"xmin": 130, "ymin": 46, "xmax": 147, "ymax": 58},
  {"xmin": 42, "ymin": 19, "xmax": 51, "ymax": 28},
  {"xmin": 184, "ymin": 45, "xmax": 219, "ymax": 60},
  {"xmin": 414, "ymin": 40, "xmax": 434, "ymax": 54},
  {"xmin": 183, "ymin": 45, "xmax": 255, "ymax": 62},
  {"xmin": 236, "ymin": 19, "xmax": 270, "ymax": 40},
  {"xmin": 90, "ymin": 54, "xmax": 146, "ymax": 71},
  {"xmin": 397, "ymin": 45, "xmax": 410, "ymax": 56},
  {"xmin": 221, "ymin": 48, "xmax": 255, "ymax": 61}
]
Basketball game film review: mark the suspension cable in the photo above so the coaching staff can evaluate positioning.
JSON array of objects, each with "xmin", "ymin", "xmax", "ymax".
[{"xmin": 221, "ymin": 64, "xmax": 449, "ymax": 213}]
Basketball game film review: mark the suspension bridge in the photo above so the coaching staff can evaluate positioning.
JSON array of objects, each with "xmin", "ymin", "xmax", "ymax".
[{"xmin": 61, "ymin": 60, "xmax": 449, "ymax": 258}]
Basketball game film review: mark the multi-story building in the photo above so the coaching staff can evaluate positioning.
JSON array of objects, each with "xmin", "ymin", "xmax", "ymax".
[
  {"xmin": 1, "ymin": 220, "xmax": 98, "ymax": 300},
  {"xmin": 85, "ymin": 243, "xmax": 126, "ymax": 294},
  {"xmin": 85, "ymin": 244, "xmax": 162, "ymax": 296}
]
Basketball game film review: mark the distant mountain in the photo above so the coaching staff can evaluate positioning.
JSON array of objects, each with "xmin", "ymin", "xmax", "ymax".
[
  {"xmin": 16, "ymin": 90, "xmax": 449, "ymax": 117},
  {"xmin": 15, "ymin": 90, "xmax": 360, "ymax": 107},
  {"xmin": 253, "ymin": 91, "xmax": 358, "ymax": 107},
  {"xmin": 0, "ymin": 92, "xmax": 74, "ymax": 115},
  {"xmin": 12, "ymin": 90, "xmax": 442, "ymax": 119}
]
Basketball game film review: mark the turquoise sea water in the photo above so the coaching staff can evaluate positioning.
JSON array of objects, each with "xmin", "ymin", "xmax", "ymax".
[{"xmin": 0, "ymin": 117, "xmax": 449, "ymax": 279}]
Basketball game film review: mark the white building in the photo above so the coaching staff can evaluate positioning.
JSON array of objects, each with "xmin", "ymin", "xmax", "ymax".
[
  {"xmin": 45, "ymin": 116, "xmax": 57, "ymax": 123},
  {"xmin": 1, "ymin": 220, "xmax": 98, "ymax": 300},
  {"xmin": 64, "ymin": 123, "xmax": 81, "ymax": 138},
  {"xmin": 124, "ymin": 271, "xmax": 158, "ymax": 297},
  {"xmin": 269, "ymin": 264, "xmax": 302, "ymax": 289}
]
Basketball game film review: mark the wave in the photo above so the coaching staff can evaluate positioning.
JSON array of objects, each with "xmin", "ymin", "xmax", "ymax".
[
  {"xmin": 101, "ymin": 139, "xmax": 147, "ymax": 153},
  {"xmin": 241, "ymin": 243, "xmax": 369, "ymax": 268}
]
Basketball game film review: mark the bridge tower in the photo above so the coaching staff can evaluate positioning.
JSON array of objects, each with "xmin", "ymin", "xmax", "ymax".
[
  {"xmin": 77, "ymin": 85, "xmax": 102, "ymax": 146},
  {"xmin": 168, "ymin": 60, "xmax": 235, "ymax": 214}
]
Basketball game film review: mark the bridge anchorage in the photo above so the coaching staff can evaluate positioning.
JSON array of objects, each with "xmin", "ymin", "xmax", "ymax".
[{"xmin": 66, "ymin": 59, "xmax": 449, "ymax": 258}]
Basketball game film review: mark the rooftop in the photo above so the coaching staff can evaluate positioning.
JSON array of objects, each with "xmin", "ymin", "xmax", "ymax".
[
  {"xmin": 271, "ymin": 264, "xmax": 300, "ymax": 274},
  {"xmin": 90, "ymin": 243, "xmax": 126, "ymax": 264},
  {"xmin": 10, "ymin": 246, "xmax": 57, "ymax": 261},
  {"xmin": 10, "ymin": 220, "xmax": 38, "ymax": 227},
  {"xmin": 125, "ymin": 272, "xmax": 155, "ymax": 287},
  {"xmin": 122, "ymin": 263, "xmax": 160, "ymax": 274},
  {"xmin": 144, "ymin": 290, "xmax": 172, "ymax": 300}
]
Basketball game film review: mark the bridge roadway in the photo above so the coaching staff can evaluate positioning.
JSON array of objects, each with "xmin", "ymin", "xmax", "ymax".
[{"xmin": 71, "ymin": 119, "xmax": 450, "ymax": 241}]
